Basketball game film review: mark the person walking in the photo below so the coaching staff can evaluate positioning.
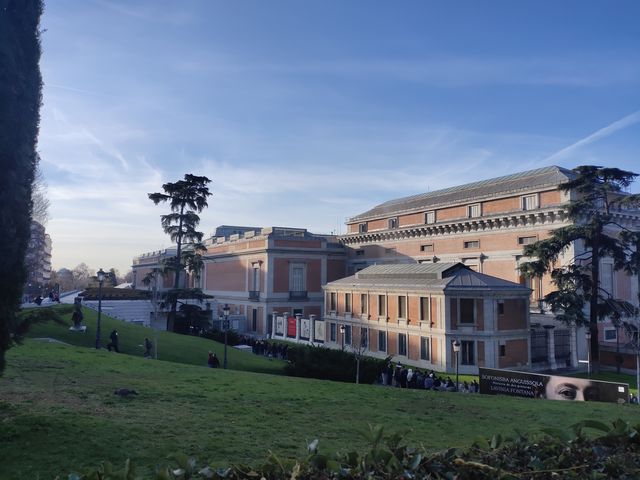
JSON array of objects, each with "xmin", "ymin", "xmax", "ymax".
[{"xmin": 107, "ymin": 329, "xmax": 120, "ymax": 352}]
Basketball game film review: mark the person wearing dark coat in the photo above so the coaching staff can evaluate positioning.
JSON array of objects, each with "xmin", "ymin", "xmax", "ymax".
[{"xmin": 107, "ymin": 329, "xmax": 120, "ymax": 352}]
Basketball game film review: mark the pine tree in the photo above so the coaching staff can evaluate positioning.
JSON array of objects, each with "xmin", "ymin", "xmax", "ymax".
[
  {"xmin": 521, "ymin": 166, "xmax": 640, "ymax": 373},
  {"xmin": 0, "ymin": 0, "xmax": 44, "ymax": 374},
  {"xmin": 149, "ymin": 174, "xmax": 212, "ymax": 330}
]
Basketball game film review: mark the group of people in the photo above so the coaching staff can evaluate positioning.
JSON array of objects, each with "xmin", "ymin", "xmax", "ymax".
[
  {"xmin": 239, "ymin": 336, "xmax": 290, "ymax": 359},
  {"xmin": 381, "ymin": 364, "xmax": 479, "ymax": 393}
]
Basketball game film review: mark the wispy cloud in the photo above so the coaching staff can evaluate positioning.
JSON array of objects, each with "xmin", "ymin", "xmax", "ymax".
[{"xmin": 543, "ymin": 110, "xmax": 640, "ymax": 163}]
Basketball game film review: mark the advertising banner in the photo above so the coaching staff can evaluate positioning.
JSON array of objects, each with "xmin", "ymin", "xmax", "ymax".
[
  {"xmin": 314, "ymin": 320, "xmax": 325, "ymax": 343},
  {"xmin": 300, "ymin": 318, "xmax": 311, "ymax": 340},
  {"xmin": 479, "ymin": 368, "xmax": 629, "ymax": 404},
  {"xmin": 275, "ymin": 316, "xmax": 284, "ymax": 336},
  {"xmin": 287, "ymin": 316, "xmax": 297, "ymax": 338}
]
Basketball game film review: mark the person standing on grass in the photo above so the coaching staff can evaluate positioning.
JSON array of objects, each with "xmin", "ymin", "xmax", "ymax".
[
  {"xmin": 207, "ymin": 351, "xmax": 220, "ymax": 368},
  {"xmin": 143, "ymin": 337, "xmax": 153, "ymax": 358},
  {"xmin": 107, "ymin": 329, "xmax": 120, "ymax": 352}
]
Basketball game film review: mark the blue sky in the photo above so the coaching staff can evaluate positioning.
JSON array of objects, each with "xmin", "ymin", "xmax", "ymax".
[{"xmin": 38, "ymin": 1, "xmax": 640, "ymax": 274}]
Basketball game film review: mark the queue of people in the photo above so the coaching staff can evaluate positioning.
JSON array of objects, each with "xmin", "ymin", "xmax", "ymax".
[
  {"xmin": 238, "ymin": 336, "xmax": 290, "ymax": 359},
  {"xmin": 381, "ymin": 363, "xmax": 479, "ymax": 393}
]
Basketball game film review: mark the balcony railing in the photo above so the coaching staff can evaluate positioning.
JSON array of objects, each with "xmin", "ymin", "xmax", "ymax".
[
  {"xmin": 248, "ymin": 290, "xmax": 260, "ymax": 301},
  {"xmin": 289, "ymin": 290, "xmax": 308, "ymax": 300}
]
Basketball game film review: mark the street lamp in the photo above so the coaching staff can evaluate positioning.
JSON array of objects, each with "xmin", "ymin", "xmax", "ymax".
[
  {"xmin": 223, "ymin": 304, "xmax": 230, "ymax": 369},
  {"xmin": 585, "ymin": 330, "xmax": 591, "ymax": 378},
  {"xmin": 95, "ymin": 268, "xmax": 105, "ymax": 349},
  {"xmin": 339, "ymin": 324, "xmax": 346, "ymax": 351},
  {"xmin": 452, "ymin": 340, "xmax": 461, "ymax": 391}
]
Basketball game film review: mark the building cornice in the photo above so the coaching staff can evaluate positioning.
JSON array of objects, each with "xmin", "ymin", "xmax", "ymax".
[{"xmin": 340, "ymin": 207, "xmax": 567, "ymax": 245}]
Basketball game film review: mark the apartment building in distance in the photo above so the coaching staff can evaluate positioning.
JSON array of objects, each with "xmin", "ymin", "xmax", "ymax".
[
  {"xmin": 24, "ymin": 220, "xmax": 52, "ymax": 296},
  {"xmin": 338, "ymin": 166, "xmax": 640, "ymax": 371},
  {"xmin": 201, "ymin": 226, "xmax": 347, "ymax": 336}
]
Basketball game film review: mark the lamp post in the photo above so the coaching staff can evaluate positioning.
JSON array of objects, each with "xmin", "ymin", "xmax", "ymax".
[
  {"xmin": 585, "ymin": 330, "xmax": 591, "ymax": 378},
  {"xmin": 95, "ymin": 268, "xmax": 105, "ymax": 349},
  {"xmin": 223, "ymin": 304, "xmax": 230, "ymax": 369},
  {"xmin": 340, "ymin": 324, "xmax": 346, "ymax": 351},
  {"xmin": 452, "ymin": 340, "xmax": 461, "ymax": 391}
]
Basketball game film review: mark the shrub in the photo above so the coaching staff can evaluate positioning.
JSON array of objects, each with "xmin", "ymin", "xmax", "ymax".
[
  {"xmin": 284, "ymin": 344, "xmax": 388, "ymax": 384},
  {"xmin": 62, "ymin": 419, "xmax": 640, "ymax": 479}
]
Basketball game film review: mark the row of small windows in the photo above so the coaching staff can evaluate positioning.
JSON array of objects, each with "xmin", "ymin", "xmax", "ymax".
[
  {"xmin": 357, "ymin": 236, "xmax": 538, "ymax": 259},
  {"xmin": 358, "ymin": 194, "xmax": 540, "ymax": 233},
  {"xmin": 329, "ymin": 292, "xmax": 431, "ymax": 321}
]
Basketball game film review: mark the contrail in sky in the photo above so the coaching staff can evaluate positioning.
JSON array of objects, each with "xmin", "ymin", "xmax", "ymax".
[{"xmin": 544, "ymin": 110, "xmax": 640, "ymax": 163}]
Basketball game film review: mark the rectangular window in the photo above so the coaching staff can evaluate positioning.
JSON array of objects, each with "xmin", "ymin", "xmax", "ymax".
[
  {"xmin": 499, "ymin": 344, "xmax": 506, "ymax": 357},
  {"xmin": 460, "ymin": 299, "xmax": 475, "ymax": 324},
  {"xmin": 398, "ymin": 333, "xmax": 407, "ymax": 356},
  {"xmin": 330, "ymin": 292, "xmax": 337, "ymax": 311},
  {"xmin": 378, "ymin": 331, "xmax": 387, "ymax": 352},
  {"xmin": 420, "ymin": 244, "xmax": 434, "ymax": 252},
  {"xmin": 290, "ymin": 263, "xmax": 306, "ymax": 293},
  {"xmin": 461, "ymin": 340, "xmax": 475, "ymax": 365},
  {"xmin": 604, "ymin": 328, "xmax": 617, "ymax": 341},
  {"xmin": 518, "ymin": 236, "xmax": 537, "ymax": 245},
  {"xmin": 464, "ymin": 240, "xmax": 480, "ymax": 249},
  {"xmin": 522, "ymin": 194, "xmax": 538, "ymax": 211},
  {"xmin": 360, "ymin": 293, "xmax": 368, "ymax": 314},
  {"xmin": 425, "ymin": 211, "xmax": 436, "ymax": 224},
  {"xmin": 398, "ymin": 296, "xmax": 407, "ymax": 319},
  {"xmin": 345, "ymin": 293, "xmax": 352, "ymax": 313},
  {"xmin": 498, "ymin": 301, "xmax": 505, "ymax": 315},
  {"xmin": 360, "ymin": 327, "xmax": 368, "ymax": 348},
  {"xmin": 600, "ymin": 263, "xmax": 614, "ymax": 296},
  {"xmin": 420, "ymin": 336, "xmax": 430, "ymax": 361},
  {"xmin": 344, "ymin": 325, "xmax": 352, "ymax": 345},
  {"xmin": 388, "ymin": 218, "xmax": 398, "ymax": 229},
  {"xmin": 252, "ymin": 265, "xmax": 260, "ymax": 290},
  {"xmin": 355, "ymin": 250, "xmax": 365, "ymax": 256},
  {"xmin": 468, "ymin": 204, "xmax": 481, "ymax": 218},
  {"xmin": 359, "ymin": 223, "xmax": 368, "ymax": 233},
  {"xmin": 420, "ymin": 297, "xmax": 430, "ymax": 321},
  {"xmin": 330, "ymin": 323, "xmax": 337, "ymax": 342},
  {"xmin": 378, "ymin": 295, "xmax": 386, "ymax": 316}
]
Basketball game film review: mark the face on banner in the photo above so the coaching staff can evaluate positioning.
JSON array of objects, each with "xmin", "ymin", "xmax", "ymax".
[
  {"xmin": 479, "ymin": 368, "xmax": 629, "ymax": 404},
  {"xmin": 544, "ymin": 376, "xmax": 599, "ymax": 401}
]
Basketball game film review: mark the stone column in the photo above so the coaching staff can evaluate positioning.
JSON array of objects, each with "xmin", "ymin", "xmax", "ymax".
[
  {"xmin": 310, "ymin": 314, "xmax": 316, "ymax": 343},
  {"xmin": 295, "ymin": 313, "xmax": 302, "ymax": 342},
  {"xmin": 570, "ymin": 325, "xmax": 578, "ymax": 367},
  {"xmin": 544, "ymin": 325, "xmax": 557, "ymax": 370},
  {"xmin": 271, "ymin": 312, "xmax": 278, "ymax": 338}
]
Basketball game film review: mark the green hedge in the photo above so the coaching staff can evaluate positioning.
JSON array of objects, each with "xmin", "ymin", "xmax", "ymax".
[{"xmin": 284, "ymin": 344, "xmax": 389, "ymax": 384}]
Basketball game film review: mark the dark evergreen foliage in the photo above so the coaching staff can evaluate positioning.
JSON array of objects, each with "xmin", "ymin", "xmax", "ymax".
[
  {"xmin": 148, "ymin": 174, "xmax": 212, "ymax": 331},
  {"xmin": 0, "ymin": 0, "xmax": 44, "ymax": 374},
  {"xmin": 520, "ymin": 166, "xmax": 640, "ymax": 372},
  {"xmin": 285, "ymin": 344, "xmax": 389, "ymax": 384}
]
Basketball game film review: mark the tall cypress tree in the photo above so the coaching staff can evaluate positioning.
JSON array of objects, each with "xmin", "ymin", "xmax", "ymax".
[{"xmin": 0, "ymin": 0, "xmax": 44, "ymax": 374}]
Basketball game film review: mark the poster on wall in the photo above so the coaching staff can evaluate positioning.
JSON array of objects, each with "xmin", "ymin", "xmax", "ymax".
[
  {"xmin": 275, "ymin": 316, "xmax": 284, "ymax": 336},
  {"xmin": 314, "ymin": 320, "xmax": 325, "ymax": 343},
  {"xmin": 300, "ymin": 318, "xmax": 311, "ymax": 340},
  {"xmin": 479, "ymin": 368, "xmax": 629, "ymax": 404},
  {"xmin": 287, "ymin": 316, "xmax": 297, "ymax": 338}
]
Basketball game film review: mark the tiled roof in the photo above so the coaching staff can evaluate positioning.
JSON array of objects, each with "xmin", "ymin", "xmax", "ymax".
[
  {"xmin": 347, "ymin": 165, "xmax": 575, "ymax": 223},
  {"xmin": 326, "ymin": 262, "xmax": 529, "ymax": 293}
]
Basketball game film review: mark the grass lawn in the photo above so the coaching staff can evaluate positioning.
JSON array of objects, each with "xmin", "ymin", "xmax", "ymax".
[
  {"xmin": 2, "ymin": 340, "xmax": 639, "ymax": 479},
  {"xmin": 25, "ymin": 305, "xmax": 285, "ymax": 375}
]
